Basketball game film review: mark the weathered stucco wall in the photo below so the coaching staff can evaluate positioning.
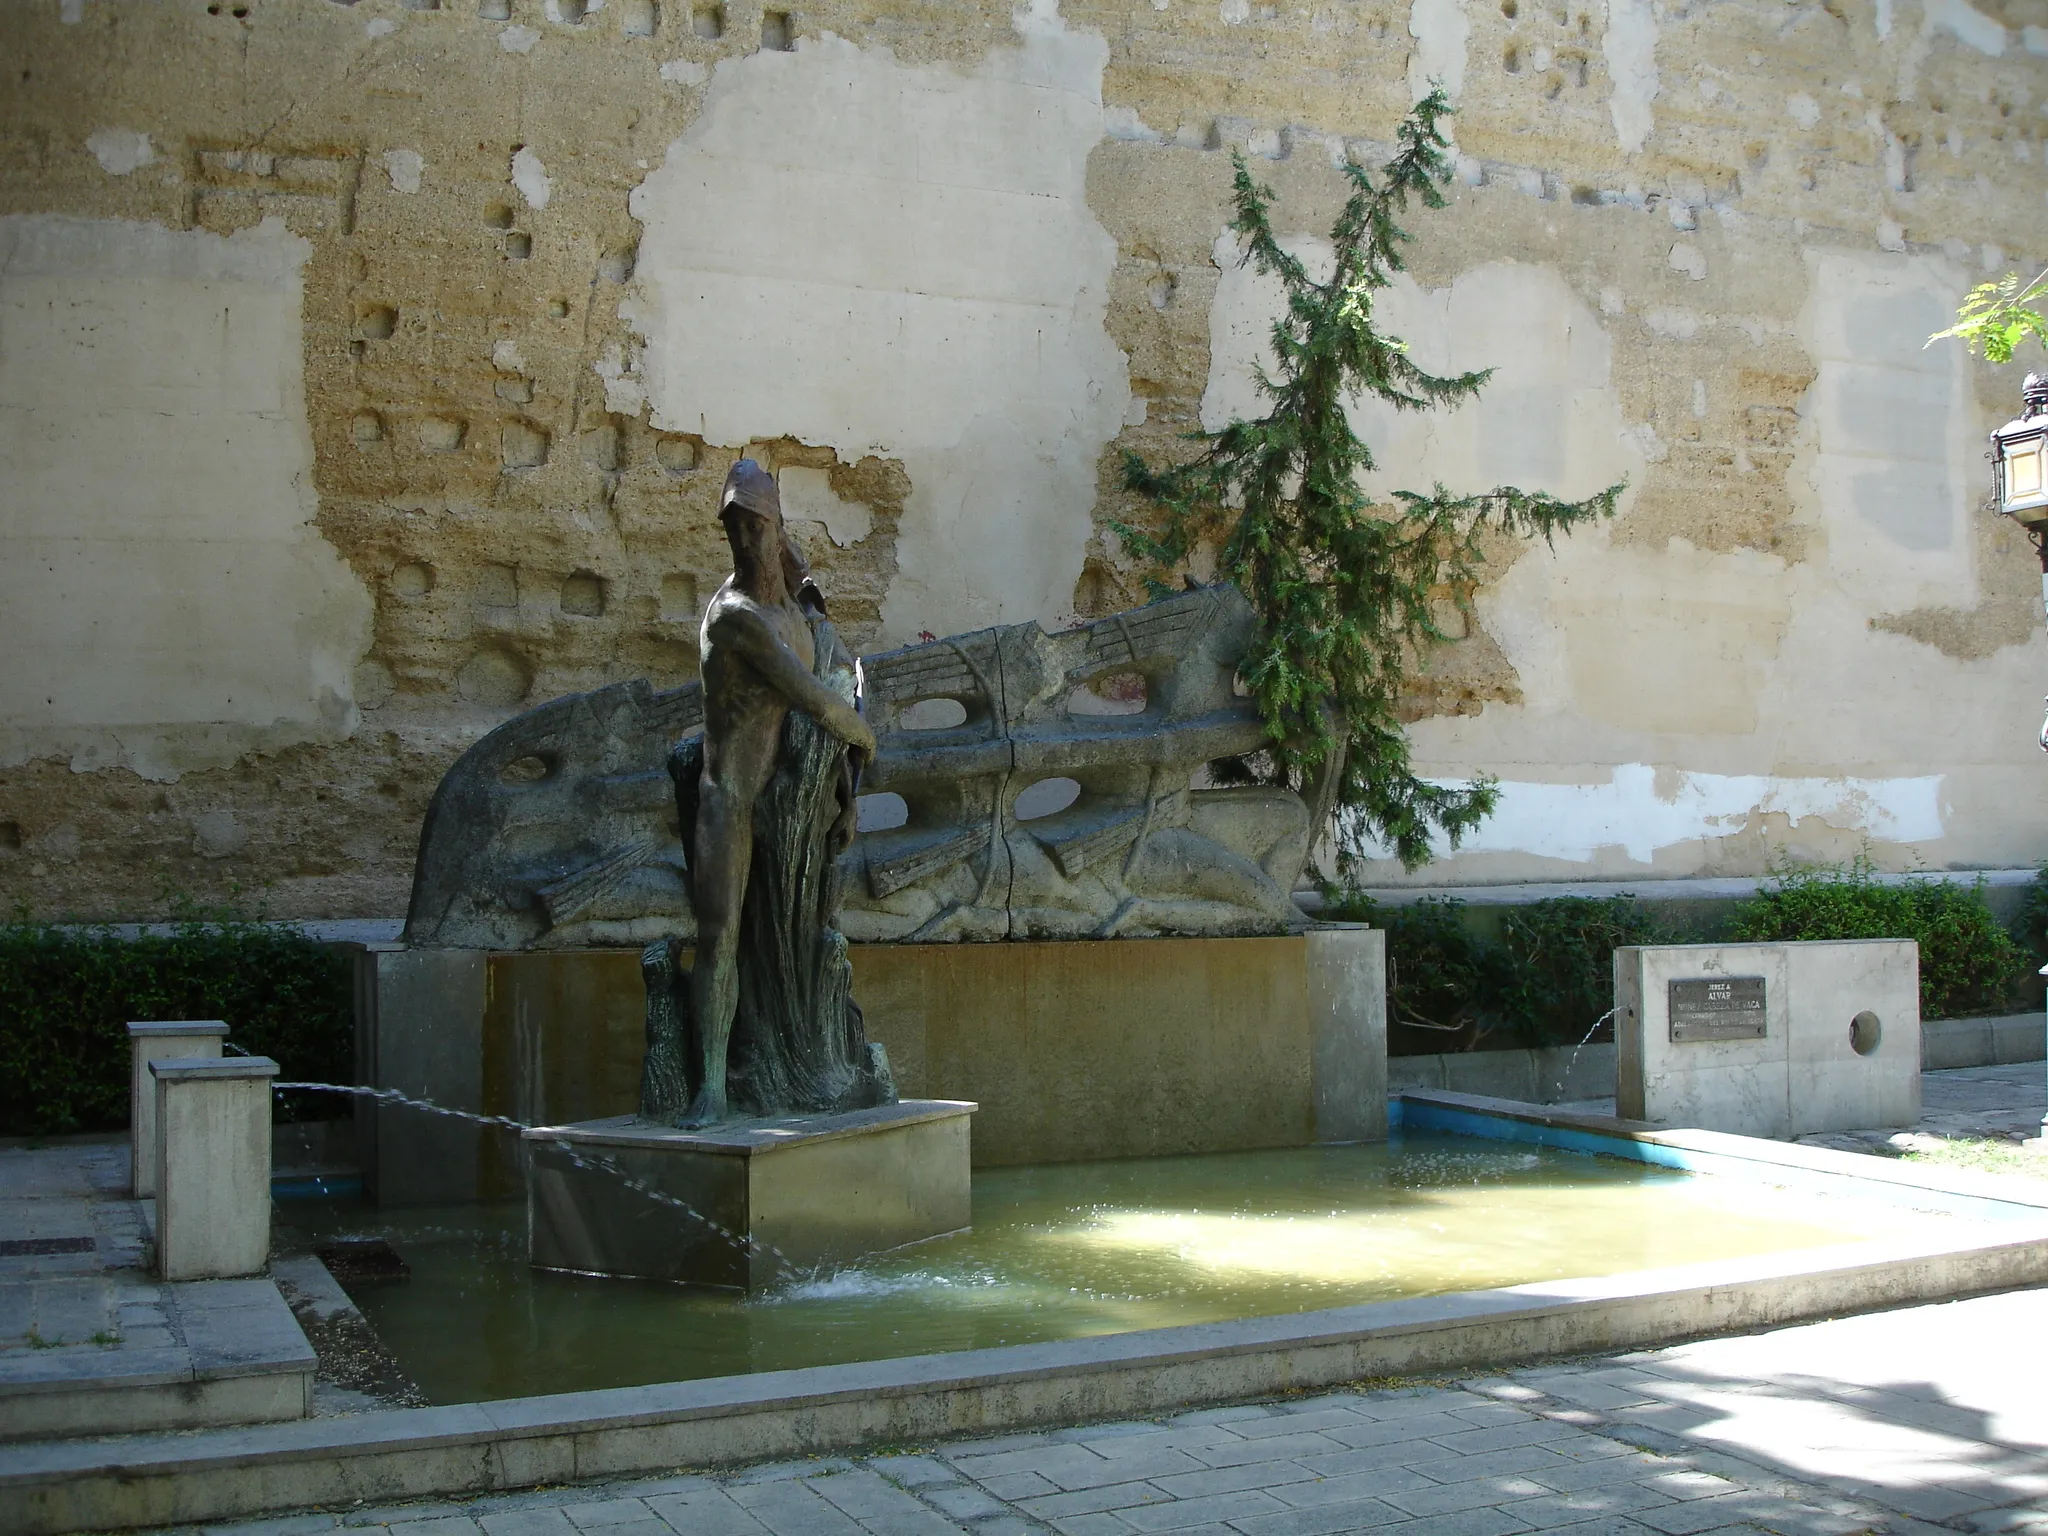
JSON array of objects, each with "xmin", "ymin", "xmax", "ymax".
[{"xmin": 0, "ymin": 0, "xmax": 2044, "ymax": 917}]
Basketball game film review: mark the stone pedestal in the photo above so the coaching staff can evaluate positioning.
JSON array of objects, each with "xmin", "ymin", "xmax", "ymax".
[
  {"xmin": 524, "ymin": 1099, "xmax": 975, "ymax": 1289},
  {"xmin": 1615, "ymin": 940, "xmax": 1920, "ymax": 1139},
  {"xmin": 152, "ymin": 1056, "xmax": 279, "ymax": 1281},
  {"xmin": 128, "ymin": 1021, "xmax": 227, "ymax": 1197}
]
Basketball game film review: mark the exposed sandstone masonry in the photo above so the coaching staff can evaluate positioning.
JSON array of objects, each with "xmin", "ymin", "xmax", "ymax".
[{"xmin": 0, "ymin": 0, "xmax": 2045, "ymax": 917}]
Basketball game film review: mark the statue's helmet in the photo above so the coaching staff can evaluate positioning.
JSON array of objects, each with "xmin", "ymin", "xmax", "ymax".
[{"xmin": 719, "ymin": 458, "xmax": 782, "ymax": 525}]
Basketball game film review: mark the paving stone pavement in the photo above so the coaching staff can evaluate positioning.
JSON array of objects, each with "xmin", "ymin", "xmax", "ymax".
[{"xmin": 173, "ymin": 1286, "xmax": 2048, "ymax": 1536}]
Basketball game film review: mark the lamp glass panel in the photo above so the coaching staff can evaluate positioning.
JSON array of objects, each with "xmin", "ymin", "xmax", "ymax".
[{"xmin": 2008, "ymin": 440, "xmax": 2046, "ymax": 501}]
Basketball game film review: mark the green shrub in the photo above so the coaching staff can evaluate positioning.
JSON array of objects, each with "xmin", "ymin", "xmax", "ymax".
[
  {"xmin": 1727, "ymin": 857, "xmax": 2027, "ymax": 1020},
  {"xmin": 0, "ymin": 899, "xmax": 352, "ymax": 1138},
  {"xmin": 1333, "ymin": 891, "xmax": 1657, "ymax": 1049},
  {"xmin": 1497, "ymin": 896, "xmax": 1664, "ymax": 1047}
]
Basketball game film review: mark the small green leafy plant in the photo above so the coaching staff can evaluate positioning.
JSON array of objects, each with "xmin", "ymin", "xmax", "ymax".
[
  {"xmin": 0, "ymin": 896, "xmax": 352, "ymax": 1137},
  {"xmin": 1927, "ymin": 268, "xmax": 2048, "ymax": 364},
  {"xmin": 1116, "ymin": 88, "xmax": 1620, "ymax": 874},
  {"xmin": 1727, "ymin": 856, "xmax": 2028, "ymax": 1020}
]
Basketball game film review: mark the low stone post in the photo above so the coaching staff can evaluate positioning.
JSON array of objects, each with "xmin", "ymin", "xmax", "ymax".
[
  {"xmin": 128, "ymin": 1021, "xmax": 227, "ymax": 1197},
  {"xmin": 152, "ymin": 1056, "xmax": 278, "ymax": 1281}
]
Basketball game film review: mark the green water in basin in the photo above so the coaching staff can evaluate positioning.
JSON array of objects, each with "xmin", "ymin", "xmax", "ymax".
[{"xmin": 278, "ymin": 1132, "xmax": 1952, "ymax": 1406}]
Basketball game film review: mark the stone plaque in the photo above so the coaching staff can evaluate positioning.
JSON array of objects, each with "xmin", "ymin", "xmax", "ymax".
[{"xmin": 1668, "ymin": 976, "xmax": 1767, "ymax": 1042}]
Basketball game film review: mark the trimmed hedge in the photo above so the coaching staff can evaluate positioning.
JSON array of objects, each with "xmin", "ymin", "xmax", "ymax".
[
  {"xmin": 1726, "ymin": 857, "xmax": 2027, "ymax": 1022},
  {"xmin": 0, "ymin": 903, "xmax": 352, "ymax": 1138}
]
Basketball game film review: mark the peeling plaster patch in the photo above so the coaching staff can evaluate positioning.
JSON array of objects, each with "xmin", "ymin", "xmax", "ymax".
[
  {"xmin": 593, "ymin": 343, "xmax": 644, "ymax": 414},
  {"xmin": 1208, "ymin": 248, "xmax": 1644, "ymax": 511},
  {"xmin": 382, "ymin": 149, "xmax": 424, "ymax": 195},
  {"xmin": 780, "ymin": 466, "xmax": 874, "ymax": 547},
  {"xmin": 1603, "ymin": 0, "xmax": 1659, "ymax": 155},
  {"xmin": 2026, "ymin": 25, "xmax": 2048, "ymax": 55},
  {"xmin": 511, "ymin": 148, "xmax": 552, "ymax": 210},
  {"xmin": 1391, "ymin": 764, "xmax": 1945, "ymax": 863},
  {"xmin": 500, "ymin": 25, "xmax": 542, "ymax": 52},
  {"xmin": 1406, "ymin": 0, "xmax": 1469, "ymax": 103},
  {"xmin": 1221, "ymin": 0, "xmax": 1250, "ymax": 21},
  {"xmin": 1667, "ymin": 241, "xmax": 1706, "ymax": 280},
  {"xmin": 1877, "ymin": 217, "xmax": 1907, "ymax": 252},
  {"xmin": 492, "ymin": 338, "xmax": 529, "ymax": 373},
  {"xmin": 626, "ymin": 18, "xmax": 1129, "ymax": 641},
  {"xmin": 366, "ymin": 17, "xmax": 396, "ymax": 38},
  {"xmin": 1875, "ymin": 0, "xmax": 1892, "ymax": 37},
  {"xmin": 1105, "ymin": 105, "xmax": 1165, "ymax": 142},
  {"xmin": 660, "ymin": 57, "xmax": 709, "ymax": 84},
  {"xmin": 86, "ymin": 129, "xmax": 154, "ymax": 177},
  {"xmin": 1923, "ymin": 0, "xmax": 2005, "ymax": 55},
  {"xmin": 0, "ymin": 215, "xmax": 373, "ymax": 781},
  {"xmin": 1799, "ymin": 249, "xmax": 1976, "ymax": 613},
  {"xmin": 60, "ymin": 0, "xmax": 84, "ymax": 22},
  {"xmin": 1787, "ymin": 93, "xmax": 1820, "ymax": 130}
]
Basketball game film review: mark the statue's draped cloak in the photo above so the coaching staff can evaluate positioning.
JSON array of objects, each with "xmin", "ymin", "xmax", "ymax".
[{"xmin": 640, "ymin": 617, "xmax": 895, "ymax": 1122}]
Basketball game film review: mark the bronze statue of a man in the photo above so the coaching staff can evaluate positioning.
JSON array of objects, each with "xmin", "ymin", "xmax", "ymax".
[{"xmin": 640, "ymin": 459, "xmax": 894, "ymax": 1128}]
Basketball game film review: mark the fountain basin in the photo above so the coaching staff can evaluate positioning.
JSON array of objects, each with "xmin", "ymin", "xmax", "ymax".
[{"xmin": 10, "ymin": 1095, "xmax": 2048, "ymax": 1536}]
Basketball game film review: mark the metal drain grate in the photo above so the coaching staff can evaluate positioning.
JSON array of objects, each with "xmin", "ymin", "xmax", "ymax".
[{"xmin": 0, "ymin": 1236, "xmax": 97, "ymax": 1257}]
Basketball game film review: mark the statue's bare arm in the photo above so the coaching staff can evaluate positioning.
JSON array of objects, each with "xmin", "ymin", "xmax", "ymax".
[{"xmin": 709, "ymin": 604, "xmax": 877, "ymax": 757}]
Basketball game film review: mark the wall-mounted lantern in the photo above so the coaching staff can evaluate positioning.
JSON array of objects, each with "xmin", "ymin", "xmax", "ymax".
[{"xmin": 1988, "ymin": 374, "xmax": 2048, "ymax": 753}]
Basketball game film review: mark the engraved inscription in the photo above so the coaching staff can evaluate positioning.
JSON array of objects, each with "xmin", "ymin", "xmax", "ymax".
[{"xmin": 1669, "ymin": 976, "xmax": 1767, "ymax": 1042}]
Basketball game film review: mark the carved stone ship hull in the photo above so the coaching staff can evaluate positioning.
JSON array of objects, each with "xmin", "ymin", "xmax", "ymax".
[{"xmin": 403, "ymin": 585, "xmax": 1315, "ymax": 949}]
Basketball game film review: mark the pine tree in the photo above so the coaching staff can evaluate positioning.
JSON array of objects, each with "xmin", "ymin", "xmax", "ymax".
[{"xmin": 1117, "ymin": 89, "xmax": 1622, "ymax": 874}]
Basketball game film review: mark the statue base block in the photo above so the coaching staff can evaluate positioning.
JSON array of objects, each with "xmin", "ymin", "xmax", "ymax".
[{"xmin": 522, "ymin": 1099, "xmax": 976, "ymax": 1289}]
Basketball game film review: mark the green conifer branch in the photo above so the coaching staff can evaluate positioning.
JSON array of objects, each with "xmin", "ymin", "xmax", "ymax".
[{"xmin": 1118, "ymin": 87, "xmax": 1622, "ymax": 874}]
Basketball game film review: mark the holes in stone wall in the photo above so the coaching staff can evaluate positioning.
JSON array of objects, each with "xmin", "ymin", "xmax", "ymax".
[
  {"xmin": 547, "ymin": 297, "xmax": 571, "ymax": 319},
  {"xmin": 660, "ymin": 572, "xmax": 701, "ymax": 621},
  {"xmin": 621, "ymin": 0, "xmax": 659, "ymax": 35},
  {"xmin": 477, "ymin": 563, "xmax": 519, "ymax": 608},
  {"xmin": 502, "ymin": 420, "xmax": 550, "ymax": 469},
  {"xmin": 504, "ymin": 232, "xmax": 532, "ymax": 259},
  {"xmin": 655, "ymin": 435, "xmax": 702, "ymax": 475},
  {"xmin": 390, "ymin": 561, "xmax": 436, "ymax": 599},
  {"xmin": 0, "ymin": 822, "xmax": 22, "ymax": 852},
  {"xmin": 898, "ymin": 697, "xmax": 967, "ymax": 730},
  {"xmin": 581, "ymin": 420, "xmax": 622, "ymax": 471},
  {"xmin": 418, "ymin": 416, "xmax": 467, "ymax": 453},
  {"xmin": 1502, "ymin": 43, "xmax": 1522, "ymax": 73},
  {"xmin": 1013, "ymin": 777, "xmax": 1080, "ymax": 821},
  {"xmin": 598, "ymin": 242, "xmax": 638, "ymax": 283},
  {"xmin": 760, "ymin": 10, "xmax": 792, "ymax": 48},
  {"xmin": 560, "ymin": 570, "xmax": 607, "ymax": 616},
  {"xmin": 484, "ymin": 202, "xmax": 514, "ymax": 229},
  {"xmin": 856, "ymin": 792, "xmax": 908, "ymax": 832},
  {"xmin": 692, "ymin": 3, "xmax": 723, "ymax": 36},
  {"xmin": 1850, "ymin": 1010, "xmax": 1882, "ymax": 1056},
  {"xmin": 457, "ymin": 647, "xmax": 533, "ymax": 707},
  {"xmin": 1146, "ymin": 274, "xmax": 1176, "ymax": 310},
  {"xmin": 1558, "ymin": 49, "xmax": 1589, "ymax": 87},
  {"xmin": 357, "ymin": 305, "xmax": 398, "ymax": 340},
  {"xmin": 480, "ymin": 0, "xmax": 511, "ymax": 17},
  {"xmin": 496, "ymin": 377, "xmax": 534, "ymax": 404},
  {"xmin": 352, "ymin": 410, "xmax": 384, "ymax": 445},
  {"xmin": 555, "ymin": 0, "xmax": 595, "ymax": 20},
  {"xmin": 1500, "ymin": 0, "xmax": 1516, "ymax": 15}
]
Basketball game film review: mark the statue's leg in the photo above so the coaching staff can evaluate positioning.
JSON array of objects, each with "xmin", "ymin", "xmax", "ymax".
[{"xmin": 682, "ymin": 780, "xmax": 750, "ymax": 1126}]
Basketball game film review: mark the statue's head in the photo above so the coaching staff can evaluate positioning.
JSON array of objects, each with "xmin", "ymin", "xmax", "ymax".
[{"xmin": 720, "ymin": 458, "xmax": 782, "ymax": 528}]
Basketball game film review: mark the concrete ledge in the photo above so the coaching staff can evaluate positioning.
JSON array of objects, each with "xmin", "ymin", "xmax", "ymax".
[
  {"xmin": 1389, "ymin": 1043, "xmax": 1615, "ymax": 1104},
  {"xmin": 7, "ymin": 1200, "xmax": 2048, "ymax": 1532},
  {"xmin": 1922, "ymin": 1012, "xmax": 2045, "ymax": 1070},
  {"xmin": 0, "ymin": 1279, "xmax": 312, "ymax": 1442}
]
